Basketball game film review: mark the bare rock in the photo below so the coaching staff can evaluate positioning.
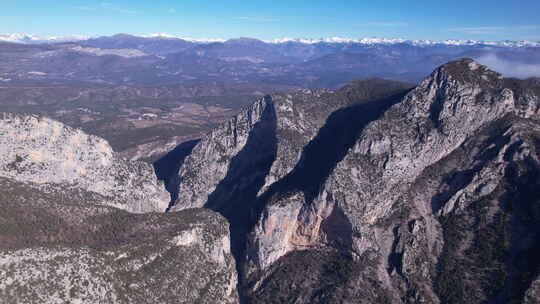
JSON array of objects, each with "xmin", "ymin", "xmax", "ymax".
[{"xmin": 0, "ymin": 113, "xmax": 169, "ymax": 213}]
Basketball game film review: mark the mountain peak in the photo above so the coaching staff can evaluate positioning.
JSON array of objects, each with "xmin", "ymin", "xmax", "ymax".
[{"xmin": 434, "ymin": 58, "xmax": 503, "ymax": 86}]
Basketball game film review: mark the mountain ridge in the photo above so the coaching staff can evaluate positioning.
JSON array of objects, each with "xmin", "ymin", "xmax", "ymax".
[
  {"xmin": 2, "ymin": 33, "xmax": 539, "ymax": 47},
  {"xmin": 160, "ymin": 58, "xmax": 540, "ymax": 303}
]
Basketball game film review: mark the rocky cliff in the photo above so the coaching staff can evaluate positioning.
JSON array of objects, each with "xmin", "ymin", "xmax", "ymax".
[
  {"xmin": 169, "ymin": 79, "xmax": 414, "ymax": 212},
  {"xmin": 0, "ymin": 113, "xmax": 169, "ymax": 213},
  {"xmin": 163, "ymin": 59, "xmax": 540, "ymax": 303}
]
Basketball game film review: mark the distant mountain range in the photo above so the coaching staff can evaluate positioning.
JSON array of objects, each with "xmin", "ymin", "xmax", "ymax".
[
  {"xmin": 1, "ymin": 33, "xmax": 539, "ymax": 47},
  {"xmin": 1, "ymin": 33, "xmax": 539, "ymax": 88},
  {"xmin": 0, "ymin": 33, "xmax": 90, "ymax": 44}
]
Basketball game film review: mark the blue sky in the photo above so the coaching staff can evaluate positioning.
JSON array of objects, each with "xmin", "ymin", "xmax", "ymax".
[{"xmin": 2, "ymin": 0, "xmax": 540, "ymax": 41}]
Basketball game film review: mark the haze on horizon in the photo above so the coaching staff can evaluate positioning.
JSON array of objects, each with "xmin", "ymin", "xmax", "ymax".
[{"xmin": 2, "ymin": 0, "xmax": 540, "ymax": 41}]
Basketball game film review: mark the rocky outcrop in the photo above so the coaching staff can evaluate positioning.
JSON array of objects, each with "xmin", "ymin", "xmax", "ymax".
[
  {"xmin": 246, "ymin": 59, "xmax": 540, "ymax": 303},
  {"xmin": 169, "ymin": 95, "xmax": 277, "ymax": 211},
  {"xmin": 169, "ymin": 79, "xmax": 413, "ymax": 212},
  {"xmin": 0, "ymin": 177, "xmax": 239, "ymax": 304},
  {"xmin": 0, "ymin": 113, "xmax": 169, "ymax": 213},
  {"xmin": 164, "ymin": 59, "xmax": 540, "ymax": 303},
  {"xmin": 255, "ymin": 58, "xmax": 516, "ymax": 262}
]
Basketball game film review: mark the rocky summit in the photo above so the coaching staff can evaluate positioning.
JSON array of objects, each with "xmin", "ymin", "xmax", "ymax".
[{"xmin": 2, "ymin": 58, "xmax": 540, "ymax": 303}]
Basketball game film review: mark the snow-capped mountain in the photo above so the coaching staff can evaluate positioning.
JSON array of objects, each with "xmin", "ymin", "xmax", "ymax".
[
  {"xmin": 263, "ymin": 36, "xmax": 540, "ymax": 47},
  {"xmin": 137, "ymin": 34, "xmax": 540, "ymax": 47},
  {"xmin": 0, "ymin": 33, "xmax": 90, "ymax": 44},
  {"xmin": 1, "ymin": 33, "xmax": 539, "ymax": 47},
  {"xmin": 1, "ymin": 32, "xmax": 539, "ymax": 88}
]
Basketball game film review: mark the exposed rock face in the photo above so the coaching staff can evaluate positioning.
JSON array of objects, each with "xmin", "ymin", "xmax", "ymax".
[
  {"xmin": 164, "ymin": 59, "xmax": 540, "ymax": 303},
  {"xmin": 169, "ymin": 79, "xmax": 413, "ymax": 212},
  {"xmin": 246, "ymin": 60, "xmax": 540, "ymax": 303},
  {"xmin": 0, "ymin": 113, "xmax": 169, "ymax": 213},
  {"xmin": 153, "ymin": 139, "xmax": 200, "ymax": 211},
  {"xmin": 255, "ymin": 58, "xmax": 517, "ymax": 264},
  {"xmin": 0, "ymin": 177, "xmax": 239, "ymax": 304},
  {"xmin": 171, "ymin": 95, "xmax": 277, "ymax": 211}
]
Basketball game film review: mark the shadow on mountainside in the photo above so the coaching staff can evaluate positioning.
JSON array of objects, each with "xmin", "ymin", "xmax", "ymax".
[
  {"xmin": 203, "ymin": 95, "xmax": 278, "ymax": 303},
  {"xmin": 244, "ymin": 87, "xmax": 413, "ymax": 302},
  {"xmin": 259, "ymin": 88, "xmax": 413, "ymax": 205},
  {"xmin": 153, "ymin": 139, "xmax": 200, "ymax": 212},
  {"xmin": 200, "ymin": 86, "xmax": 412, "ymax": 302}
]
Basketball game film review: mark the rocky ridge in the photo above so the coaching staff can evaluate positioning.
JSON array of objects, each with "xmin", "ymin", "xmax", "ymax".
[{"xmin": 163, "ymin": 58, "xmax": 540, "ymax": 303}]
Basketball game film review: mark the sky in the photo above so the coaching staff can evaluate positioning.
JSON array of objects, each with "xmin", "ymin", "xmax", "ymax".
[{"xmin": 2, "ymin": 0, "xmax": 540, "ymax": 41}]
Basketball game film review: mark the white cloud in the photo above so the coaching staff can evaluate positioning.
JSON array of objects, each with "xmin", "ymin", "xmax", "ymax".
[
  {"xmin": 114, "ymin": 8, "xmax": 140, "ymax": 14},
  {"xmin": 476, "ymin": 53, "xmax": 540, "ymax": 78}
]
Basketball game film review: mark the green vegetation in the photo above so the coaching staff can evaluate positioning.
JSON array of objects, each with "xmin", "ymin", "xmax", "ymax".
[{"xmin": 248, "ymin": 250, "xmax": 391, "ymax": 304}]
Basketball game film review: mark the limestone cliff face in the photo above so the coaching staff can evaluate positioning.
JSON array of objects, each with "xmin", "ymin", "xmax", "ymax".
[
  {"xmin": 0, "ymin": 113, "xmax": 169, "ymax": 213},
  {"xmin": 170, "ymin": 80, "xmax": 412, "ymax": 212},
  {"xmin": 250, "ymin": 59, "xmax": 517, "ymax": 264},
  {"xmin": 168, "ymin": 89, "xmax": 355, "ymax": 219},
  {"xmin": 164, "ymin": 59, "xmax": 540, "ymax": 303},
  {"xmin": 525, "ymin": 277, "xmax": 540, "ymax": 304},
  {"xmin": 247, "ymin": 59, "xmax": 540, "ymax": 303},
  {"xmin": 171, "ymin": 96, "xmax": 276, "ymax": 211}
]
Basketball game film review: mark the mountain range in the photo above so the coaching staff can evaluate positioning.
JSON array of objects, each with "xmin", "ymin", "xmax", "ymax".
[
  {"xmin": 1, "ymin": 33, "xmax": 539, "ymax": 163},
  {"xmin": 2, "ymin": 33, "xmax": 540, "ymax": 47},
  {"xmin": 2, "ymin": 58, "xmax": 540, "ymax": 303},
  {"xmin": 1, "ymin": 33, "xmax": 539, "ymax": 87}
]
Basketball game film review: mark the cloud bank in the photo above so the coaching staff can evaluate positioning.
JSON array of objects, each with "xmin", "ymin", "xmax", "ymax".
[{"xmin": 476, "ymin": 53, "xmax": 540, "ymax": 79}]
